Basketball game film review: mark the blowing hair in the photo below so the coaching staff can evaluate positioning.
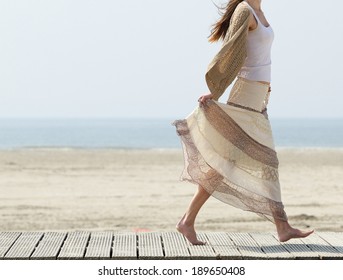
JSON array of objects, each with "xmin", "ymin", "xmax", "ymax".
[{"xmin": 208, "ymin": 0, "xmax": 244, "ymax": 43}]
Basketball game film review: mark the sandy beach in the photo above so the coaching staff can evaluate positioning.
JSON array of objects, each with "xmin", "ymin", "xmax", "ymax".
[{"xmin": 0, "ymin": 148, "xmax": 342, "ymax": 233}]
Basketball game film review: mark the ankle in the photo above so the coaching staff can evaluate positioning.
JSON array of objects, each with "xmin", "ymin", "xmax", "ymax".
[
  {"xmin": 275, "ymin": 220, "xmax": 290, "ymax": 233},
  {"xmin": 177, "ymin": 216, "xmax": 193, "ymax": 228}
]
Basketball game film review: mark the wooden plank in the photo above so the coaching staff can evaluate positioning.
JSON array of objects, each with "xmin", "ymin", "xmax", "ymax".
[
  {"xmin": 274, "ymin": 234, "xmax": 320, "ymax": 259},
  {"xmin": 186, "ymin": 233, "xmax": 216, "ymax": 260},
  {"xmin": 250, "ymin": 233, "xmax": 294, "ymax": 259},
  {"xmin": 161, "ymin": 232, "xmax": 190, "ymax": 259},
  {"xmin": 112, "ymin": 232, "xmax": 137, "ymax": 259},
  {"xmin": 4, "ymin": 232, "xmax": 43, "ymax": 259},
  {"xmin": 301, "ymin": 233, "xmax": 343, "ymax": 259},
  {"xmin": 0, "ymin": 232, "xmax": 21, "ymax": 259},
  {"xmin": 205, "ymin": 232, "xmax": 242, "ymax": 260},
  {"xmin": 317, "ymin": 232, "xmax": 343, "ymax": 254},
  {"xmin": 228, "ymin": 232, "xmax": 267, "ymax": 259},
  {"xmin": 31, "ymin": 232, "xmax": 67, "ymax": 260},
  {"xmin": 58, "ymin": 231, "xmax": 90, "ymax": 260},
  {"xmin": 85, "ymin": 232, "xmax": 113, "ymax": 260},
  {"xmin": 1, "ymin": 231, "xmax": 343, "ymax": 260},
  {"xmin": 138, "ymin": 232, "xmax": 164, "ymax": 259}
]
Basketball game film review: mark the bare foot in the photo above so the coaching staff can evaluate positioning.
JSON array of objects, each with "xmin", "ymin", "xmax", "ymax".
[
  {"xmin": 278, "ymin": 227, "xmax": 314, "ymax": 242},
  {"xmin": 176, "ymin": 222, "xmax": 206, "ymax": 245}
]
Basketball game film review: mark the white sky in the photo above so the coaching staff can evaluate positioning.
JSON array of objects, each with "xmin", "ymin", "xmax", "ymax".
[{"xmin": 0, "ymin": 0, "xmax": 342, "ymax": 119}]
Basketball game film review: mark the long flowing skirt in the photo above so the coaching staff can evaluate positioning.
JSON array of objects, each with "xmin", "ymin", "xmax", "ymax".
[{"xmin": 173, "ymin": 78, "xmax": 287, "ymax": 222}]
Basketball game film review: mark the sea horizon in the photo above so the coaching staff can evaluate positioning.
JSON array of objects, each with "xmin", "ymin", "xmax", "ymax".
[{"xmin": 0, "ymin": 117, "xmax": 342, "ymax": 150}]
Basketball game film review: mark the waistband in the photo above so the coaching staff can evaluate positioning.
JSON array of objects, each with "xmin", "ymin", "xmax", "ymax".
[
  {"xmin": 227, "ymin": 78, "xmax": 270, "ymax": 112},
  {"xmin": 236, "ymin": 77, "xmax": 270, "ymax": 91}
]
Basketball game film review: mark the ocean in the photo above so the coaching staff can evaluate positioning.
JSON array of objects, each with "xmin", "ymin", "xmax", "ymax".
[{"xmin": 0, "ymin": 118, "xmax": 342, "ymax": 149}]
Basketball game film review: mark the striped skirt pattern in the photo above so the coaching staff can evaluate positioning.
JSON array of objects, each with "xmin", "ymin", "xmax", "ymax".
[{"xmin": 173, "ymin": 78, "xmax": 287, "ymax": 222}]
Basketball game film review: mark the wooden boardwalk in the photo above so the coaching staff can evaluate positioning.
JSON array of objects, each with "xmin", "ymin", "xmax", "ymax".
[{"xmin": 1, "ymin": 231, "xmax": 343, "ymax": 260}]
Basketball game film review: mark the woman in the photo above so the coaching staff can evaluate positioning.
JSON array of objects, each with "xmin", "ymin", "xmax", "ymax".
[{"xmin": 173, "ymin": 0, "xmax": 314, "ymax": 245}]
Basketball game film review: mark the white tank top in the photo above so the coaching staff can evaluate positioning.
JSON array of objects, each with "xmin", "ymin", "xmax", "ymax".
[{"xmin": 237, "ymin": 1, "xmax": 274, "ymax": 82}]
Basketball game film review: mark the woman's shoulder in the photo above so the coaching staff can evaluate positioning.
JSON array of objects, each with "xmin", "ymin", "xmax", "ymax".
[
  {"xmin": 227, "ymin": 2, "xmax": 252, "ymax": 37},
  {"xmin": 234, "ymin": 2, "xmax": 252, "ymax": 18}
]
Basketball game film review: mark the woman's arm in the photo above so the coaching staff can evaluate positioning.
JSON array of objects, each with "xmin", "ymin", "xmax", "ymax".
[{"xmin": 204, "ymin": 4, "xmax": 251, "ymax": 101}]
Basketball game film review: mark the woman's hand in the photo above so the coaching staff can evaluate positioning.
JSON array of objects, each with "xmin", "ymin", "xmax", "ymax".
[{"xmin": 198, "ymin": 93, "xmax": 214, "ymax": 106}]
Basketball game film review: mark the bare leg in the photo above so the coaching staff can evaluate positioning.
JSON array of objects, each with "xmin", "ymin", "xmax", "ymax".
[
  {"xmin": 275, "ymin": 219, "xmax": 314, "ymax": 242},
  {"xmin": 176, "ymin": 185, "xmax": 210, "ymax": 245}
]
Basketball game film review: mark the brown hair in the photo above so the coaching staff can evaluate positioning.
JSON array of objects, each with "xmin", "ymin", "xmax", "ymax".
[{"xmin": 208, "ymin": 0, "xmax": 244, "ymax": 43}]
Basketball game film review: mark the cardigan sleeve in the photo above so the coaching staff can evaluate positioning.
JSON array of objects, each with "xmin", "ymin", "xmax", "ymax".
[{"xmin": 205, "ymin": 4, "xmax": 251, "ymax": 101}]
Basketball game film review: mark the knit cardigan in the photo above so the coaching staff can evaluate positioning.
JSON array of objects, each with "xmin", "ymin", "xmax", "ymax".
[{"xmin": 205, "ymin": 3, "xmax": 251, "ymax": 101}]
